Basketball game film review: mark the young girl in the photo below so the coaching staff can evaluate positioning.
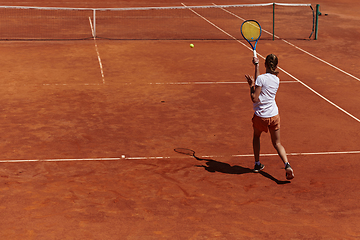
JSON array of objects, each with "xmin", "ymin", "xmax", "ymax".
[{"xmin": 245, "ymin": 54, "xmax": 294, "ymax": 180}]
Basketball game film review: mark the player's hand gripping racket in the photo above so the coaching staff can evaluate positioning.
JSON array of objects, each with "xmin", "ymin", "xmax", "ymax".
[{"xmin": 240, "ymin": 20, "xmax": 262, "ymax": 58}]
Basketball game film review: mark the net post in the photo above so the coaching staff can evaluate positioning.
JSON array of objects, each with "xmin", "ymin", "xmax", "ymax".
[
  {"xmin": 93, "ymin": 9, "xmax": 96, "ymax": 38},
  {"xmin": 315, "ymin": 4, "xmax": 320, "ymax": 40}
]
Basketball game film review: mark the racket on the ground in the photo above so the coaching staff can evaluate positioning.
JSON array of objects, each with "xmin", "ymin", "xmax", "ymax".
[
  {"xmin": 174, "ymin": 148, "xmax": 195, "ymax": 157},
  {"xmin": 240, "ymin": 20, "xmax": 262, "ymax": 58}
]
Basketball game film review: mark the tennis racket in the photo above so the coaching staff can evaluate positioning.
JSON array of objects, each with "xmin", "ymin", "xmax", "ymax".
[{"xmin": 240, "ymin": 20, "xmax": 262, "ymax": 58}]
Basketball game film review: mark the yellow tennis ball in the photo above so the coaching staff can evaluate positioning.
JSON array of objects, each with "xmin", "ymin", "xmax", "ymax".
[{"xmin": 190, "ymin": 44, "xmax": 194, "ymax": 48}]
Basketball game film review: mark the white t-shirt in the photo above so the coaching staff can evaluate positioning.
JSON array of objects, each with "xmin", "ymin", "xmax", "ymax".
[{"xmin": 253, "ymin": 73, "xmax": 279, "ymax": 118}]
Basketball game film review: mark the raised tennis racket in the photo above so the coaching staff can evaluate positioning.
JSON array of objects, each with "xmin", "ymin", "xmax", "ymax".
[{"xmin": 240, "ymin": 20, "xmax": 262, "ymax": 58}]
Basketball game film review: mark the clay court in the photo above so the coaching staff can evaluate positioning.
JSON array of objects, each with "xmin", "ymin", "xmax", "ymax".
[{"xmin": 0, "ymin": 0, "xmax": 359, "ymax": 239}]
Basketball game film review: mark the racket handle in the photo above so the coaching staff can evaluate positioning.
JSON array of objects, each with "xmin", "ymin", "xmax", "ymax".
[{"xmin": 253, "ymin": 50, "xmax": 257, "ymax": 58}]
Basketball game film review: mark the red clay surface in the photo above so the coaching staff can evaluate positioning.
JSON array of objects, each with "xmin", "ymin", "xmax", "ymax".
[{"xmin": 0, "ymin": 0, "xmax": 360, "ymax": 239}]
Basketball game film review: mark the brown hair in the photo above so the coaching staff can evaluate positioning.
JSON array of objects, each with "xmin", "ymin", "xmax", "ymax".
[{"xmin": 265, "ymin": 54, "xmax": 279, "ymax": 76}]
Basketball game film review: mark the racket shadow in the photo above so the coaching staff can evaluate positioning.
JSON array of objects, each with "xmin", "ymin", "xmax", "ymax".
[
  {"xmin": 195, "ymin": 156, "xmax": 290, "ymax": 185},
  {"xmin": 173, "ymin": 148, "xmax": 290, "ymax": 184}
]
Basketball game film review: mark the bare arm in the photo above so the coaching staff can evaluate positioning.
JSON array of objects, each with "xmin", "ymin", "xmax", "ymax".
[
  {"xmin": 245, "ymin": 74, "xmax": 261, "ymax": 103},
  {"xmin": 245, "ymin": 57, "xmax": 261, "ymax": 103}
]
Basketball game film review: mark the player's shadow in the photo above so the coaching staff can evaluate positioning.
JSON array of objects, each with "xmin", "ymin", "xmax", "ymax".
[{"xmin": 194, "ymin": 155, "xmax": 290, "ymax": 185}]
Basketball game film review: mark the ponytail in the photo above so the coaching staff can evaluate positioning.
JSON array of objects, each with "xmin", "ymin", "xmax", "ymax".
[{"xmin": 265, "ymin": 54, "xmax": 279, "ymax": 76}]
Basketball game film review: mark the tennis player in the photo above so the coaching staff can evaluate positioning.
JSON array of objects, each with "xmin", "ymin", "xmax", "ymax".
[{"xmin": 245, "ymin": 54, "xmax": 294, "ymax": 180}]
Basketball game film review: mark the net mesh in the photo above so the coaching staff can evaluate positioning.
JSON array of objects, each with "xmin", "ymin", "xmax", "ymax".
[
  {"xmin": 0, "ymin": 7, "xmax": 92, "ymax": 40},
  {"xmin": 0, "ymin": 3, "xmax": 314, "ymax": 40}
]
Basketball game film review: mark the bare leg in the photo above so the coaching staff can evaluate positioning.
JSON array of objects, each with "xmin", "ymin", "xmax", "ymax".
[
  {"xmin": 253, "ymin": 128, "xmax": 262, "ymax": 163},
  {"xmin": 270, "ymin": 128, "xmax": 294, "ymax": 180},
  {"xmin": 269, "ymin": 128, "xmax": 288, "ymax": 164}
]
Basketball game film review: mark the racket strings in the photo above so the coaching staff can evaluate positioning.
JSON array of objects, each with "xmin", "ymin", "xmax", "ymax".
[{"xmin": 241, "ymin": 20, "xmax": 261, "ymax": 41}]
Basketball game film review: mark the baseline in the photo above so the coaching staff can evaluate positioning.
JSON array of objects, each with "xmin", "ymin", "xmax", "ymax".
[{"xmin": 1, "ymin": 150, "xmax": 359, "ymax": 163}]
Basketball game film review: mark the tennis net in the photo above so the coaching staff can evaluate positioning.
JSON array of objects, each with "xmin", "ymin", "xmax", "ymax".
[{"xmin": 0, "ymin": 3, "xmax": 315, "ymax": 40}]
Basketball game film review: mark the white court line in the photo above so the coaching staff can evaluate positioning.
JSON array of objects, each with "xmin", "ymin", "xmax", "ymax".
[
  {"xmin": 42, "ymin": 83, "xmax": 102, "ymax": 86},
  {"xmin": 1, "ymin": 150, "xmax": 360, "ymax": 163},
  {"xmin": 232, "ymin": 150, "xmax": 360, "ymax": 158},
  {"xmin": 214, "ymin": 3, "xmax": 360, "ymax": 83},
  {"xmin": 282, "ymin": 39, "xmax": 360, "ymax": 82},
  {"xmin": 89, "ymin": 17, "xmax": 105, "ymax": 84},
  {"xmin": 182, "ymin": 3, "xmax": 360, "ymax": 123},
  {"xmin": 37, "ymin": 81, "xmax": 297, "ymax": 86},
  {"xmin": 278, "ymin": 67, "xmax": 360, "ymax": 123},
  {"xmin": 147, "ymin": 80, "xmax": 297, "ymax": 85}
]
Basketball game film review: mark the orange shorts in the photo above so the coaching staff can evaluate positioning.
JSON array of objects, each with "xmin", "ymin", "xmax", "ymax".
[{"xmin": 252, "ymin": 114, "xmax": 280, "ymax": 133}]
